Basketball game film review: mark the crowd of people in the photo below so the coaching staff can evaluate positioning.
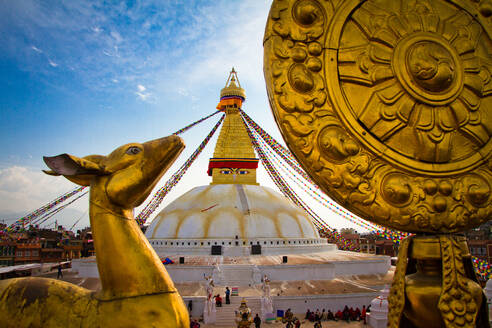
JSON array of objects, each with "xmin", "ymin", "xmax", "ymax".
[{"xmin": 305, "ymin": 305, "xmax": 369, "ymax": 325}]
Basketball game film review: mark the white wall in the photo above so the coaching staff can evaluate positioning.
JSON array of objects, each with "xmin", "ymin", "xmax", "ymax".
[
  {"xmin": 333, "ymin": 257, "xmax": 390, "ymax": 276},
  {"xmin": 182, "ymin": 296, "xmax": 206, "ymax": 318},
  {"xmin": 167, "ymin": 266, "xmax": 214, "ymax": 283},
  {"xmin": 261, "ymin": 264, "xmax": 336, "ymax": 281}
]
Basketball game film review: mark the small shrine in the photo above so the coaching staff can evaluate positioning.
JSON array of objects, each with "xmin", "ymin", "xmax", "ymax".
[{"xmin": 235, "ymin": 299, "xmax": 253, "ymax": 328}]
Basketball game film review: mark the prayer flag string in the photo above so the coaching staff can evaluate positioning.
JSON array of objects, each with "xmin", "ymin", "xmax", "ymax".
[
  {"xmin": 172, "ymin": 110, "xmax": 221, "ymax": 135},
  {"xmin": 35, "ymin": 191, "xmax": 89, "ymax": 228},
  {"xmin": 4, "ymin": 186, "xmax": 87, "ymax": 233}
]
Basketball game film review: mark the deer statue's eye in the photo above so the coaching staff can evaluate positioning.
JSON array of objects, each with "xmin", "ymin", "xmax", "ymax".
[{"xmin": 126, "ymin": 146, "xmax": 142, "ymax": 155}]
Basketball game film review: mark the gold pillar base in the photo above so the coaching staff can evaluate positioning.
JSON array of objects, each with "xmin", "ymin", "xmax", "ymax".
[{"xmin": 387, "ymin": 235, "xmax": 490, "ymax": 328}]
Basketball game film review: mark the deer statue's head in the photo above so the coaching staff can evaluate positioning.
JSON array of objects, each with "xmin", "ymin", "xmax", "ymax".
[{"xmin": 43, "ymin": 135, "xmax": 184, "ymax": 209}]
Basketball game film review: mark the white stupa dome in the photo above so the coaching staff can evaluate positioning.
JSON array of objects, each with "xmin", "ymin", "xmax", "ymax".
[{"xmin": 146, "ymin": 184, "xmax": 319, "ymax": 240}]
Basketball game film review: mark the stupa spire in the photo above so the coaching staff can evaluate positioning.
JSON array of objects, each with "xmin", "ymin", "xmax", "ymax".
[{"xmin": 208, "ymin": 68, "xmax": 259, "ymax": 185}]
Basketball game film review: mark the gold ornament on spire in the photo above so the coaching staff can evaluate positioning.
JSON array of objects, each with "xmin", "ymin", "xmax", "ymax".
[{"xmin": 220, "ymin": 67, "xmax": 246, "ymax": 101}]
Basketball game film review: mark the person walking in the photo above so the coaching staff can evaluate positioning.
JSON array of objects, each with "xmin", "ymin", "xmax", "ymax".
[
  {"xmin": 254, "ymin": 313, "xmax": 261, "ymax": 328},
  {"xmin": 225, "ymin": 286, "xmax": 231, "ymax": 304},
  {"xmin": 57, "ymin": 264, "xmax": 63, "ymax": 279}
]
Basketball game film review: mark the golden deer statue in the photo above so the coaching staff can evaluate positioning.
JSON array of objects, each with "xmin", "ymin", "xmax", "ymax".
[{"xmin": 0, "ymin": 135, "xmax": 189, "ymax": 328}]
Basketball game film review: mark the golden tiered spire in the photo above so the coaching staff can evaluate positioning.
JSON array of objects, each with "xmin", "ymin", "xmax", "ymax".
[{"xmin": 208, "ymin": 68, "xmax": 259, "ymax": 185}]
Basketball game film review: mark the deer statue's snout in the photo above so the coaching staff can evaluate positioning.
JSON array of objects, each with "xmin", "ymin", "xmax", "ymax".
[
  {"xmin": 105, "ymin": 135, "xmax": 185, "ymax": 208},
  {"xmin": 143, "ymin": 135, "xmax": 185, "ymax": 169}
]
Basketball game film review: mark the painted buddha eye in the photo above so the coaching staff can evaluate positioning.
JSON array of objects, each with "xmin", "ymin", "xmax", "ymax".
[{"xmin": 126, "ymin": 146, "xmax": 141, "ymax": 155}]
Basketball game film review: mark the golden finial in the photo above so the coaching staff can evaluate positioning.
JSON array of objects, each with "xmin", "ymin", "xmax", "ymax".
[{"xmin": 220, "ymin": 67, "xmax": 246, "ymax": 100}]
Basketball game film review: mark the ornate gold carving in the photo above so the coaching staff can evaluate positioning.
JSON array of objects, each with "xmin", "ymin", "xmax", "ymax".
[
  {"xmin": 318, "ymin": 126, "xmax": 360, "ymax": 163},
  {"xmin": 381, "ymin": 172, "xmax": 413, "ymax": 207},
  {"xmin": 265, "ymin": 1, "xmax": 492, "ymax": 327},
  {"xmin": 395, "ymin": 236, "xmax": 487, "ymax": 328},
  {"xmin": 387, "ymin": 237, "xmax": 410, "ymax": 328},
  {"xmin": 264, "ymin": 0, "xmax": 492, "ymax": 233},
  {"xmin": 438, "ymin": 235, "xmax": 482, "ymax": 328},
  {"xmin": 407, "ymin": 42, "xmax": 455, "ymax": 92}
]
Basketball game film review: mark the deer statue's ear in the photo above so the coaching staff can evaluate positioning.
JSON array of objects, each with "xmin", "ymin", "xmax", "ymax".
[{"xmin": 43, "ymin": 154, "xmax": 107, "ymax": 186}]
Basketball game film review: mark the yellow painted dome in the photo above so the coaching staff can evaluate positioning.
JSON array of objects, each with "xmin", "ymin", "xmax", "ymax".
[{"xmin": 145, "ymin": 184, "xmax": 319, "ymax": 240}]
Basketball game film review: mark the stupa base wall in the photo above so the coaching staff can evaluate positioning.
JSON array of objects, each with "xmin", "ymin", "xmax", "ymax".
[
  {"xmin": 148, "ymin": 238, "xmax": 336, "ymax": 256},
  {"xmin": 72, "ymin": 254, "xmax": 390, "ymax": 284}
]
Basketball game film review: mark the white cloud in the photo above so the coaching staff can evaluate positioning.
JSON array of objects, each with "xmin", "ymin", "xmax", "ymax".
[
  {"xmin": 110, "ymin": 30, "xmax": 123, "ymax": 44},
  {"xmin": 48, "ymin": 59, "xmax": 58, "ymax": 67},
  {"xmin": 0, "ymin": 166, "xmax": 85, "ymax": 216},
  {"xmin": 135, "ymin": 84, "xmax": 152, "ymax": 101},
  {"xmin": 31, "ymin": 45, "xmax": 42, "ymax": 53},
  {"xmin": 177, "ymin": 87, "xmax": 188, "ymax": 97},
  {"xmin": 136, "ymin": 92, "xmax": 150, "ymax": 101},
  {"xmin": 103, "ymin": 46, "xmax": 120, "ymax": 58}
]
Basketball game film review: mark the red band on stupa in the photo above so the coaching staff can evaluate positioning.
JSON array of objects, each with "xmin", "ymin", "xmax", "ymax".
[{"xmin": 207, "ymin": 158, "xmax": 258, "ymax": 176}]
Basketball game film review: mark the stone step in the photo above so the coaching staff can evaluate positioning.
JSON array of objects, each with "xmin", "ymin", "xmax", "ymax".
[{"xmin": 215, "ymin": 302, "xmax": 261, "ymax": 310}]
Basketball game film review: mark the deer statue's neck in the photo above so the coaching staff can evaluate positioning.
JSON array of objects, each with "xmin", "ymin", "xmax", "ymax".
[{"xmin": 89, "ymin": 187, "xmax": 176, "ymax": 300}]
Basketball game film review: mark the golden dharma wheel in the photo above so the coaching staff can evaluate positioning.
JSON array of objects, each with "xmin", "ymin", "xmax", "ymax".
[{"xmin": 264, "ymin": 0, "xmax": 492, "ymax": 233}]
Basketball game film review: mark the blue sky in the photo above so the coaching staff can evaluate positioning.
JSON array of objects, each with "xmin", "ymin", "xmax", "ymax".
[{"xmin": 0, "ymin": 0, "xmax": 365, "ymax": 232}]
